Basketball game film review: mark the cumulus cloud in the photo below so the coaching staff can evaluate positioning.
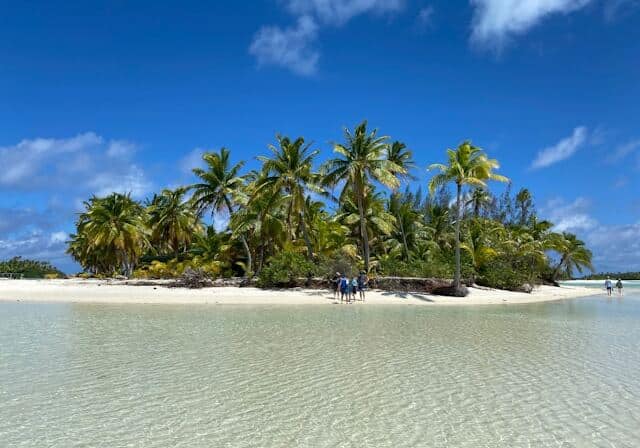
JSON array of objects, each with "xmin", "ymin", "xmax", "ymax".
[
  {"xmin": 541, "ymin": 196, "xmax": 640, "ymax": 272},
  {"xmin": 0, "ymin": 230, "xmax": 71, "ymax": 267},
  {"xmin": 586, "ymin": 222, "xmax": 640, "ymax": 272},
  {"xmin": 0, "ymin": 132, "xmax": 153, "ymax": 273},
  {"xmin": 470, "ymin": 0, "xmax": 592, "ymax": 49},
  {"xmin": 284, "ymin": 0, "xmax": 404, "ymax": 25},
  {"xmin": 250, "ymin": 0, "xmax": 404, "ymax": 75},
  {"xmin": 542, "ymin": 197, "xmax": 597, "ymax": 232},
  {"xmin": 249, "ymin": 16, "xmax": 320, "ymax": 76},
  {"xmin": 0, "ymin": 133, "xmax": 150, "ymax": 197},
  {"xmin": 531, "ymin": 126, "xmax": 588, "ymax": 169}
]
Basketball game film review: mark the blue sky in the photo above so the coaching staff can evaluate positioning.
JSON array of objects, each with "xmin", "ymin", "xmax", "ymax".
[{"xmin": 1, "ymin": 0, "xmax": 639, "ymax": 273}]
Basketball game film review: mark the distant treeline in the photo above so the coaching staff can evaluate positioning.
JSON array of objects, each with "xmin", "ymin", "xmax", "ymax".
[
  {"xmin": 0, "ymin": 257, "xmax": 65, "ymax": 279},
  {"xmin": 580, "ymin": 272, "xmax": 640, "ymax": 280}
]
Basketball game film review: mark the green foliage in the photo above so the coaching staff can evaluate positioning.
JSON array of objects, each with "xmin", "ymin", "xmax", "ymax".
[
  {"xmin": 63, "ymin": 124, "xmax": 594, "ymax": 292},
  {"xmin": 476, "ymin": 255, "xmax": 531, "ymax": 291},
  {"xmin": 133, "ymin": 257, "xmax": 223, "ymax": 279},
  {"xmin": 581, "ymin": 272, "xmax": 640, "ymax": 280},
  {"xmin": 0, "ymin": 257, "xmax": 65, "ymax": 279},
  {"xmin": 257, "ymin": 251, "xmax": 317, "ymax": 287}
]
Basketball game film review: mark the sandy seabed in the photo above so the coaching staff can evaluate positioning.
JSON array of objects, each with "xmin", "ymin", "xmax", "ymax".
[{"xmin": 0, "ymin": 278, "xmax": 601, "ymax": 306}]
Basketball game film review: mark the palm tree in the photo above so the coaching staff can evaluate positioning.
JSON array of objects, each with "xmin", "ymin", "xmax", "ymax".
[
  {"xmin": 190, "ymin": 148, "xmax": 253, "ymax": 276},
  {"xmin": 147, "ymin": 187, "xmax": 202, "ymax": 257},
  {"xmin": 552, "ymin": 232, "xmax": 594, "ymax": 280},
  {"xmin": 461, "ymin": 218, "xmax": 503, "ymax": 274},
  {"xmin": 387, "ymin": 192, "xmax": 422, "ymax": 261},
  {"xmin": 323, "ymin": 121, "xmax": 405, "ymax": 271},
  {"xmin": 386, "ymin": 141, "xmax": 416, "ymax": 180},
  {"xmin": 75, "ymin": 193, "xmax": 149, "ymax": 276},
  {"xmin": 428, "ymin": 141, "xmax": 509, "ymax": 291},
  {"xmin": 254, "ymin": 135, "xmax": 322, "ymax": 258},
  {"xmin": 466, "ymin": 188, "xmax": 492, "ymax": 218}
]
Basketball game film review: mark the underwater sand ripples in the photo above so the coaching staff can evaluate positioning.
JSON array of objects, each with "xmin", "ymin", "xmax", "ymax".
[{"xmin": 1, "ymin": 297, "xmax": 640, "ymax": 447}]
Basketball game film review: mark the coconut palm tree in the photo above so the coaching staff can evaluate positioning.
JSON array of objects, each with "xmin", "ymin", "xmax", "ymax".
[
  {"xmin": 75, "ymin": 193, "xmax": 149, "ymax": 276},
  {"xmin": 466, "ymin": 188, "xmax": 492, "ymax": 218},
  {"xmin": 386, "ymin": 141, "xmax": 416, "ymax": 180},
  {"xmin": 323, "ymin": 121, "xmax": 405, "ymax": 271},
  {"xmin": 387, "ymin": 192, "xmax": 422, "ymax": 261},
  {"xmin": 552, "ymin": 232, "xmax": 594, "ymax": 280},
  {"xmin": 147, "ymin": 187, "xmax": 202, "ymax": 257},
  {"xmin": 253, "ymin": 135, "xmax": 322, "ymax": 258},
  {"xmin": 190, "ymin": 148, "xmax": 253, "ymax": 276},
  {"xmin": 428, "ymin": 141, "xmax": 509, "ymax": 292}
]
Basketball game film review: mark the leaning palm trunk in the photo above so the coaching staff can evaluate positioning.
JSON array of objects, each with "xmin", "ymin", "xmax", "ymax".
[
  {"xmin": 454, "ymin": 182, "xmax": 462, "ymax": 289},
  {"xmin": 552, "ymin": 255, "xmax": 567, "ymax": 281}
]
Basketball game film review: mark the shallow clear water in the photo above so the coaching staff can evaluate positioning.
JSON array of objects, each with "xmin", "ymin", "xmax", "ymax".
[{"xmin": 2, "ymin": 293, "xmax": 640, "ymax": 447}]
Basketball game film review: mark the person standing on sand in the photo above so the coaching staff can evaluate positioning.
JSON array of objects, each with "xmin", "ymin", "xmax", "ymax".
[
  {"xmin": 605, "ymin": 277, "xmax": 613, "ymax": 296},
  {"xmin": 616, "ymin": 278, "xmax": 623, "ymax": 296},
  {"xmin": 340, "ymin": 274, "xmax": 349, "ymax": 303},
  {"xmin": 358, "ymin": 271, "xmax": 368, "ymax": 301},
  {"xmin": 332, "ymin": 272, "xmax": 341, "ymax": 299},
  {"xmin": 351, "ymin": 276, "xmax": 358, "ymax": 302}
]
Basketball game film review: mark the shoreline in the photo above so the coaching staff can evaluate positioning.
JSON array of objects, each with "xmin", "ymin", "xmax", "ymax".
[{"xmin": 0, "ymin": 279, "xmax": 602, "ymax": 306}]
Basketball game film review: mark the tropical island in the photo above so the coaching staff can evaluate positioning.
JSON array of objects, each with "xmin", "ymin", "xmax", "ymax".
[{"xmin": 1, "ymin": 122, "xmax": 597, "ymax": 305}]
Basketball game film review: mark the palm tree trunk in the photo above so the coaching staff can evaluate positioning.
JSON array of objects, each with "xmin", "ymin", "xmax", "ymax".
[
  {"xmin": 224, "ymin": 197, "xmax": 252, "ymax": 277},
  {"xmin": 398, "ymin": 216, "xmax": 409, "ymax": 261},
  {"xmin": 552, "ymin": 255, "xmax": 567, "ymax": 281},
  {"xmin": 454, "ymin": 182, "xmax": 462, "ymax": 289},
  {"xmin": 357, "ymin": 190, "xmax": 370, "ymax": 272},
  {"xmin": 299, "ymin": 211, "xmax": 315, "ymax": 259}
]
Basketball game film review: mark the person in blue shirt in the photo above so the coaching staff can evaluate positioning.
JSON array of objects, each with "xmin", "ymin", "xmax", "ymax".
[{"xmin": 339, "ymin": 273, "xmax": 349, "ymax": 303}]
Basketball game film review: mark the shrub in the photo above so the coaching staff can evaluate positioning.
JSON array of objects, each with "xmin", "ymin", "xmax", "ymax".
[
  {"xmin": 257, "ymin": 251, "xmax": 317, "ymax": 288},
  {"xmin": 477, "ymin": 255, "xmax": 530, "ymax": 291}
]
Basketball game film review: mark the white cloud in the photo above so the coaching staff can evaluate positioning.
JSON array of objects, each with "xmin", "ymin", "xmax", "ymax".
[
  {"xmin": 531, "ymin": 126, "xmax": 588, "ymax": 169},
  {"xmin": 180, "ymin": 148, "xmax": 207, "ymax": 175},
  {"xmin": 89, "ymin": 165, "xmax": 151, "ymax": 198},
  {"xmin": 470, "ymin": 0, "xmax": 592, "ymax": 49},
  {"xmin": 0, "ymin": 133, "xmax": 151, "ymax": 197},
  {"xmin": 585, "ymin": 222, "xmax": 640, "ymax": 272},
  {"xmin": 284, "ymin": 0, "xmax": 404, "ymax": 25},
  {"xmin": 251, "ymin": 0, "xmax": 404, "ymax": 75},
  {"xmin": 106, "ymin": 140, "xmax": 137, "ymax": 158},
  {"xmin": 249, "ymin": 16, "xmax": 320, "ymax": 76},
  {"xmin": 541, "ymin": 196, "xmax": 640, "ymax": 272},
  {"xmin": 606, "ymin": 138, "xmax": 640, "ymax": 163},
  {"xmin": 543, "ymin": 197, "xmax": 597, "ymax": 233},
  {"xmin": 0, "ymin": 230, "xmax": 72, "ymax": 269}
]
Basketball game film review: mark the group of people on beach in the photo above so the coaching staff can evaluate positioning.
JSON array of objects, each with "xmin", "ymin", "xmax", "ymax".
[
  {"xmin": 604, "ymin": 277, "xmax": 624, "ymax": 296},
  {"xmin": 332, "ymin": 271, "xmax": 368, "ymax": 303}
]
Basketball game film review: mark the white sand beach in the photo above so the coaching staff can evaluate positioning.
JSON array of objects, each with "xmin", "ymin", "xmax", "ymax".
[{"xmin": 0, "ymin": 278, "xmax": 601, "ymax": 306}]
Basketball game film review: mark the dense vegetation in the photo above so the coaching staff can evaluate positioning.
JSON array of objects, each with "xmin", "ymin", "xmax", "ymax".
[
  {"xmin": 580, "ymin": 272, "xmax": 640, "ymax": 280},
  {"xmin": 0, "ymin": 257, "xmax": 65, "ymax": 279},
  {"xmin": 67, "ymin": 121, "xmax": 594, "ymax": 293}
]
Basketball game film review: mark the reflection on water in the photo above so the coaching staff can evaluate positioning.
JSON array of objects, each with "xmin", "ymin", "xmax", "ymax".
[{"xmin": 1, "ymin": 294, "xmax": 640, "ymax": 447}]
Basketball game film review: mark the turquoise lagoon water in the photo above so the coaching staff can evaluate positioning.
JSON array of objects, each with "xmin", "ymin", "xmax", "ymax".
[{"xmin": 1, "ymin": 290, "xmax": 640, "ymax": 447}]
